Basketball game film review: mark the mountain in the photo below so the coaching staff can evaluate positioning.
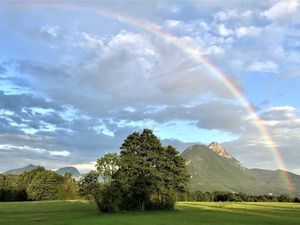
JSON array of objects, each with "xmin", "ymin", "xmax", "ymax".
[
  {"xmin": 248, "ymin": 168, "xmax": 300, "ymax": 194},
  {"xmin": 4, "ymin": 164, "xmax": 38, "ymax": 175},
  {"xmin": 4, "ymin": 165, "xmax": 81, "ymax": 178},
  {"xmin": 182, "ymin": 143, "xmax": 300, "ymax": 197},
  {"xmin": 56, "ymin": 167, "xmax": 81, "ymax": 177}
]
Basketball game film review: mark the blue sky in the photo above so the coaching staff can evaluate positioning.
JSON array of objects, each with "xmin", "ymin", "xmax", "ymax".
[{"xmin": 0, "ymin": 0, "xmax": 299, "ymax": 174}]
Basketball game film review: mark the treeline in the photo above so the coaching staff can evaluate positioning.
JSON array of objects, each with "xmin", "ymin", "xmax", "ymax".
[
  {"xmin": 178, "ymin": 191, "xmax": 300, "ymax": 203},
  {"xmin": 0, "ymin": 167, "xmax": 79, "ymax": 201},
  {"xmin": 1, "ymin": 129, "xmax": 299, "ymax": 211},
  {"xmin": 0, "ymin": 129, "xmax": 190, "ymax": 211}
]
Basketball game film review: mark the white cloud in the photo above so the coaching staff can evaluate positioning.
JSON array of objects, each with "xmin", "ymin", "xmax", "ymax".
[
  {"xmin": 0, "ymin": 144, "xmax": 71, "ymax": 157},
  {"xmin": 236, "ymin": 26, "xmax": 262, "ymax": 38},
  {"xmin": 40, "ymin": 25, "xmax": 59, "ymax": 38},
  {"xmin": 206, "ymin": 45, "xmax": 224, "ymax": 55},
  {"xmin": 164, "ymin": 19, "xmax": 210, "ymax": 34},
  {"xmin": 241, "ymin": 10, "xmax": 252, "ymax": 18},
  {"xmin": 262, "ymin": 0, "xmax": 300, "ymax": 23},
  {"xmin": 214, "ymin": 10, "xmax": 237, "ymax": 21},
  {"xmin": 249, "ymin": 61, "xmax": 278, "ymax": 73},
  {"xmin": 0, "ymin": 144, "xmax": 45, "ymax": 153},
  {"xmin": 49, "ymin": 150, "xmax": 71, "ymax": 157},
  {"xmin": 214, "ymin": 10, "xmax": 252, "ymax": 21},
  {"xmin": 93, "ymin": 124, "xmax": 115, "ymax": 137},
  {"xmin": 218, "ymin": 24, "xmax": 233, "ymax": 37},
  {"xmin": 165, "ymin": 20, "xmax": 181, "ymax": 28},
  {"xmin": 109, "ymin": 31, "xmax": 156, "ymax": 56},
  {"xmin": 71, "ymin": 161, "xmax": 96, "ymax": 173},
  {"xmin": 268, "ymin": 106, "xmax": 296, "ymax": 112},
  {"xmin": 81, "ymin": 33, "xmax": 106, "ymax": 49}
]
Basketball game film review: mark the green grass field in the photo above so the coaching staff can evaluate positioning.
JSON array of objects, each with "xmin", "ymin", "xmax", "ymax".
[{"xmin": 0, "ymin": 201, "xmax": 299, "ymax": 225}]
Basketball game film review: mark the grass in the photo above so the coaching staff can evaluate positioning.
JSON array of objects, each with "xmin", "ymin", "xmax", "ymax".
[{"xmin": 0, "ymin": 201, "xmax": 299, "ymax": 225}]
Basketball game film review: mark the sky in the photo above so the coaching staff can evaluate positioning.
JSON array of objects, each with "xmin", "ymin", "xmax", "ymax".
[{"xmin": 0, "ymin": 0, "xmax": 299, "ymax": 174}]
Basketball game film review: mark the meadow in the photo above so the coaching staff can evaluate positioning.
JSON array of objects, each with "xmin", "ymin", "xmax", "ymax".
[{"xmin": 0, "ymin": 201, "xmax": 299, "ymax": 225}]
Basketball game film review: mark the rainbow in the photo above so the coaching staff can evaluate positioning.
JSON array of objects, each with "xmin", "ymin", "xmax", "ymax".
[{"xmin": 36, "ymin": 3, "xmax": 295, "ymax": 193}]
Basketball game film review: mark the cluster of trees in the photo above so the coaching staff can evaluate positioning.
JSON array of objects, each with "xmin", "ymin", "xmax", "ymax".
[
  {"xmin": 0, "ymin": 167, "xmax": 79, "ymax": 201},
  {"xmin": 178, "ymin": 191, "xmax": 300, "ymax": 203},
  {"xmin": 78, "ymin": 129, "xmax": 190, "ymax": 212}
]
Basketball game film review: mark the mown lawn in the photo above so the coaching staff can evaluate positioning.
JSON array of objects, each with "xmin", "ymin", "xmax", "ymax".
[{"xmin": 0, "ymin": 201, "xmax": 299, "ymax": 225}]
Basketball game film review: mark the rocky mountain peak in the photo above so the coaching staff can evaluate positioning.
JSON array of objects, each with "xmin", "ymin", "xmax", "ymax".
[{"xmin": 208, "ymin": 142, "xmax": 232, "ymax": 159}]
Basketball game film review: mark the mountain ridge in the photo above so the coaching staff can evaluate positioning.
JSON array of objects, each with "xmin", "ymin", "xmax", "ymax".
[
  {"xmin": 182, "ymin": 143, "xmax": 300, "ymax": 197},
  {"xmin": 208, "ymin": 142, "xmax": 233, "ymax": 159},
  {"xmin": 3, "ymin": 142, "xmax": 300, "ymax": 197},
  {"xmin": 4, "ymin": 165, "xmax": 82, "ymax": 177},
  {"xmin": 56, "ymin": 167, "xmax": 81, "ymax": 177},
  {"xmin": 4, "ymin": 164, "xmax": 39, "ymax": 175}
]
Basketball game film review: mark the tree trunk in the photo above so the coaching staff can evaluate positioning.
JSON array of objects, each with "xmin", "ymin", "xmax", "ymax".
[
  {"xmin": 138, "ymin": 196, "xmax": 145, "ymax": 211},
  {"xmin": 141, "ymin": 200, "xmax": 145, "ymax": 211}
]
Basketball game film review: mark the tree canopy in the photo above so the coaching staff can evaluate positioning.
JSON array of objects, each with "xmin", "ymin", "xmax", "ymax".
[
  {"xmin": 95, "ymin": 128, "xmax": 190, "ymax": 212},
  {"xmin": 1, "ymin": 167, "xmax": 79, "ymax": 201}
]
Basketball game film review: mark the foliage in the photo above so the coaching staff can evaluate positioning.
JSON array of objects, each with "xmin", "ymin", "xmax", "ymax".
[
  {"xmin": 0, "ymin": 174, "xmax": 27, "ymax": 201},
  {"xmin": 95, "ymin": 182, "xmax": 122, "ymax": 213},
  {"xmin": 95, "ymin": 129, "xmax": 190, "ymax": 212},
  {"xmin": 1, "ymin": 167, "xmax": 79, "ymax": 201},
  {"xmin": 78, "ymin": 171, "xmax": 100, "ymax": 200},
  {"xmin": 27, "ymin": 170, "xmax": 64, "ymax": 200},
  {"xmin": 278, "ymin": 194, "xmax": 293, "ymax": 202},
  {"xmin": 178, "ymin": 191, "xmax": 300, "ymax": 203},
  {"xmin": 18, "ymin": 166, "xmax": 46, "ymax": 190},
  {"xmin": 96, "ymin": 153, "xmax": 119, "ymax": 183},
  {"xmin": 56, "ymin": 173, "xmax": 80, "ymax": 200}
]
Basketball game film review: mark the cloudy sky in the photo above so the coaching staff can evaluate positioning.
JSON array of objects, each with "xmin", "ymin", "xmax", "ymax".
[{"xmin": 0, "ymin": 0, "xmax": 299, "ymax": 174}]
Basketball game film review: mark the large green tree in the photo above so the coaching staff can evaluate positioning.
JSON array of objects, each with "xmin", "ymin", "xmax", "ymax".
[
  {"xmin": 56, "ymin": 173, "xmax": 79, "ymax": 200},
  {"xmin": 27, "ymin": 170, "xmax": 64, "ymax": 200},
  {"xmin": 18, "ymin": 167, "xmax": 46, "ymax": 191},
  {"xmin": 95, "ymin": 129, "xmax": 190, "ymax": 211}
]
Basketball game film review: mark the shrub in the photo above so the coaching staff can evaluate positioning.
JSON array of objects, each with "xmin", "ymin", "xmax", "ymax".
[{"xmin": 95, "ymin": 183, "xmax": 121, "ymax": 213}]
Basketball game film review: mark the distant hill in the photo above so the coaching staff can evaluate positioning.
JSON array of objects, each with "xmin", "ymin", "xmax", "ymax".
[
  {"xmin": 182, "ymin": 143, "xmax": 300, "ymax": 197},
  {"xmin": 4, "ymin": 165, "xmax": 81, "ymax": 178},
  {"xmin": 3, "ymin": 144, "xmax": 300, "ymax": 197},
  {"xmin": 248, "ymin": 168, "xmax": 300, "ymax": 195},
  {"xmin": 4, "ymin": 164, "xmax": 38, "ymax": 175},
  {"xmin": 56, "ymin": 167, "xmax": 81, "ymax": 177}
]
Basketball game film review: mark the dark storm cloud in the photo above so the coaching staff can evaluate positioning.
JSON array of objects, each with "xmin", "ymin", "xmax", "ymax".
[
  {"xmin": 16, "ymin": 60, "xmax": 71, "ymax": 79},
  {"xmin": 260, "ymin": 106, "xmax": 296, "ymax": 121},
  {"xmin": 0, "ymin": 91, "xmax": 60, "ymax": 112},
  {"xmin": 107, "ymin": 100, "xmax": 248, "ymax": 134}
]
